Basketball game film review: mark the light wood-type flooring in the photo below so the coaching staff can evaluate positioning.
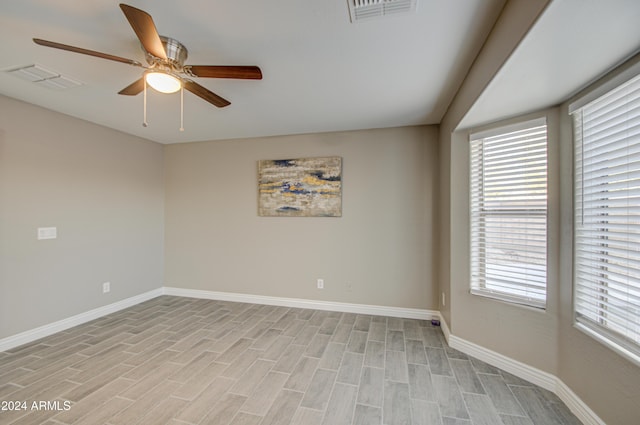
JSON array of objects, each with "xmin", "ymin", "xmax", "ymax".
[{"xmin": 0, "ymin": 296, "xmax": 581, "ymax": 425}]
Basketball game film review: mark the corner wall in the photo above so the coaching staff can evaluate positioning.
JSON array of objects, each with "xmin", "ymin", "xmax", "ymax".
[
  {"xmin": 0, "ymin": 95, "xmax": 165, "ymax": 340},
  {"xmin": 438, "ymin": 0, "xmax": 551, "ymax": 328},
  {"xmin": 448, "ymin": 109, "xmax": 560, "ymax": 374},
  {"xmin": 164, "ymin": 126, "xmax": 439, "ymax": 310}
]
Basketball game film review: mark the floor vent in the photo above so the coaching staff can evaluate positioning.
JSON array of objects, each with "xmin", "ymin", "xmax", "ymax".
[
  {"xmin": 5, "ymin": 64, "xmax": 82, "ymax": 90},
  {"xmin": 348, "ymin": 0, "xmax": 417, "ymax": 22}
]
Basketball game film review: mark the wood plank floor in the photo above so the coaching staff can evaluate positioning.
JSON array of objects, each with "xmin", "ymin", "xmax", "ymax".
[{"xmin": 0, "ymin": 296, "xmax": 581, "ymax": 425}]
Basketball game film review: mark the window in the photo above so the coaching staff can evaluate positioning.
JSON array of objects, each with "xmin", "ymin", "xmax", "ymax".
[
  {"xmin": 470, "ymin": 118, "xmax": 548, "ymax": 308},
  {"xmin": 572, "ymin": 72, "xmax": 640, "ymax": 362}
]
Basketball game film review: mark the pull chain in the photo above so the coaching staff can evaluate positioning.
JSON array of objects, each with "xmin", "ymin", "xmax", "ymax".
[
  {"xmin": 180, "ymin": 85, "xmax": 184, "ymax": 132},
  {"xmin": 142, "ymin": 78, "xmax": 148, "ymax": 127},
  {"xmin": 141, "ymin": 77, "xmax": 185, "ymax": 131}
]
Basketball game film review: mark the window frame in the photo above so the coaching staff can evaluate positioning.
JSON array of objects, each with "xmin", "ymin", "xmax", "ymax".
[
  {"xmin": 469, "ymin": 117, "xmax": 549, "ymax": 309},
  {"xmin": 570, "ymin": 69, "xmax": 640, "ymax": 366}
]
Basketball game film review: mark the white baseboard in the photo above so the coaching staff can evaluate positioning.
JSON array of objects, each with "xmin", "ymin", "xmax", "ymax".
[
  {"xmin": 0, "ymin": 288, "xmax": 163, "ymax": 352},
  {"xmin": 439, "ymin": 314, "xmax": 451, "ymax": 342},
  {"xmin": 556, "ymin": 380, "xmax": 606, "ymax": 425},
  {"xmin": 448, "ymin": 334, "xmax": 557, "ymax": 391},
  {"xmin": 448, "ymin": 334, "xmax": 604, "ymax": 425},
  {"xmin": 0, "ymin": 285, "xmax": 605, "ymax": 425},
  {"xmin": 162, "ymin": 287, "xmax": 437, "ymax": 320}
]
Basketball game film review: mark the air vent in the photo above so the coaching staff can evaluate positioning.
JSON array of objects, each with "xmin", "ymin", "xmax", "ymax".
[
  {"xmin": 348, "ymin": 0, "xmax": 417, "ymax": 22},
  {"xmin": 5, "ymin": 64, "xmax": 82, "ymax": 90}
]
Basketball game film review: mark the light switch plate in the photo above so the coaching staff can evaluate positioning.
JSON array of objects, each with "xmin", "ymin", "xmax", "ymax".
[{"xmin": 37, "ymin": 227, "xmax": 57, "ymax": 240}]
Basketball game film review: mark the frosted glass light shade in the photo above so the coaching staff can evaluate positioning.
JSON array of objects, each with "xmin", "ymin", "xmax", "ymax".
[{"xmin": 146, "ymin": 72, "xmax": 181, "ymax": 93}]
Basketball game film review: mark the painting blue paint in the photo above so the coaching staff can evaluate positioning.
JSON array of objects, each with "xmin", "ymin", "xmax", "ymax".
[{"xmin": 258, "ymin": 156, "xmax": 342, "ymax": 217}]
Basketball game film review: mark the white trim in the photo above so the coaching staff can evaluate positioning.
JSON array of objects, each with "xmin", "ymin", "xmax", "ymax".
[
  {"xmin": 449, "ymin": 334, "xmax": 605, "ymax": 425},
  {"xmin": 449, "ymin": 334, "xmax": 557, "ymax": 390},
  {"xmin": 568, "ymin": 60, "xmax": 640, "ymax": 114},
  {"xmin": 439, "ymin": 314, "xmax": 451, "ymax": 343},
  {"xmin": 162, "ymin": 287, "xmax": 435, "ymax": 320},
  {"xmin": 0, "ymin": 286, "xmax": 606, "ymax": 425},
  {"xmin": 574, "ymin": 322, "xmax": 640, "ymax": 369},
  {"xmin": 556, "ymin": 380, "xmax": 606, "ymax": 425},
  {"xmin": 469, "ymin": 116, "xmax": 546, "ymax": 141},
  {"xmin": 0, "ymin": 289, "xmax": 163, "ymax": 352}
]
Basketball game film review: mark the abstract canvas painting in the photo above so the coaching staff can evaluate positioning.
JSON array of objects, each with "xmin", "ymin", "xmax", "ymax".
[{"xmin": 258, "ymin": 157, "xmax": 342, "ymax": 217}]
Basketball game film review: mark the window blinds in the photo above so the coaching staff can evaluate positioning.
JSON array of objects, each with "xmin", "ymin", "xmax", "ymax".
[
  {"xmin": 572, "ymin": 72, "xmax": 640, "ymax": 359},
  {"xmin": 470, "ymin": 118, "xmax": 548, "ymax": 308}
]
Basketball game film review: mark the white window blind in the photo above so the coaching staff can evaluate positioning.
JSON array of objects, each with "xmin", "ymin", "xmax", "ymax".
[
  {"xmin": 572, "ymin": 72, "xmax": 640, "ymax": 361},
  {"xmin": 470, "ymin": 118, "xmax": 548, "ymax": 308}
]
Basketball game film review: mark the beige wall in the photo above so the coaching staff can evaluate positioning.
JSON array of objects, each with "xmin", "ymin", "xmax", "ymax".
[
  {"xmin": 164, "ymin": 126, "xmax": 439, "ymax": 310},
  {"xmin": 0, "ymin": 95, "xmax": 165, "ymax": 340}
]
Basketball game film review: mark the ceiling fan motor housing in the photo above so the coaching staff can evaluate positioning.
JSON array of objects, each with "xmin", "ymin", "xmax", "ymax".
[{"xmin": 145, "ymin": 36, "xmax": 188, "ymax": 71}]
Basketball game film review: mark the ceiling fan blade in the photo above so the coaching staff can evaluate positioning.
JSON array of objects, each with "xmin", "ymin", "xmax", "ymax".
[
  {"xmin": 33, "ymin": 38, "xmax": 142, "ymax": 67},
  {"xmin": 185, "ymin": 65, "xmax": 263, "ymax": 80},
  {"xmin": 119, "ymin": 3, "xmax": 167, "ymax": 60},
  {"xmin": 183, "ymin": 80, "xmax": 231, "ymax": 108},
  {"xmin": 118, "ymin": 78, "xmax": 145, "ymax": 95}
]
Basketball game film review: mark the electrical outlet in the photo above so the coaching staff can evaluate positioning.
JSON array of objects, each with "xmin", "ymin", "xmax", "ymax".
[
  {"xmin": 442, "ymin": 292, "xmax": 446, "ymax": 306},
  {"xmin": 102, "ymin": 282, "xmax": 111, "ymax": 293},
  {"xmin": 345, "ymin": 281, "xmax": 352, "ymax": 292},
  {"xmin": 317, "ymin": 279, "xmax": 324, "ymax": 289}
]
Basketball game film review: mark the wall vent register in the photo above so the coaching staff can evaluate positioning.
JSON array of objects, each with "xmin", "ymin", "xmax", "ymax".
[
  {"xmin": 348, "ymin": 0, "xmax": 417, "ymax": 22},
  {"xmin": 5, "ymin": 64, "xmax": 82, "ymax": 90}
]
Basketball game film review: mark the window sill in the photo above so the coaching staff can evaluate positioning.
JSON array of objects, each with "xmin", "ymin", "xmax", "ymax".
[
  {"xmin": 574, "ymin": 322, "xmax": 640, "ymax": 368},
  {"xmin": 469, "ymin": 289, "xmax": 546, "ymax": 311}
]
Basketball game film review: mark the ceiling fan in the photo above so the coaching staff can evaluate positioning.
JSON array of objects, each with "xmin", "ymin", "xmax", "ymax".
[{"xmin": 33, "ymin": 3, "xmax": 262, "ymax": 109}]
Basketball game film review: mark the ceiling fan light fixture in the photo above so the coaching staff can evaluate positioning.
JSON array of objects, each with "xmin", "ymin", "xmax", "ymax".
[{"xmin": 145, "ymin": 71, "xmax": 181, "ymax": 93}]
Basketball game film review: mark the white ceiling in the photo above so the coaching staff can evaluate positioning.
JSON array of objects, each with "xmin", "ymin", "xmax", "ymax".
[
  {"xmin": 0, "ymin": 0, "xmax": 504, "ymax": 144},
  {"xmin": 2, "ymin": 1, "xmax": 638, "ymax": 145},
  {"xmin": 460, "ymin": 0, "xmax": 640, "ymax": 130}
]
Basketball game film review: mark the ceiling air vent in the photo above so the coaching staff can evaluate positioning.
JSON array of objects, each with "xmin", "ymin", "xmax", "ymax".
[
  {"xmin": 348, "ymin": 0, "xmax": 417, "ymax": 22},
  {"xmin": 5, "ymin": 64, "xmax": 82, "ymax": 90}
]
